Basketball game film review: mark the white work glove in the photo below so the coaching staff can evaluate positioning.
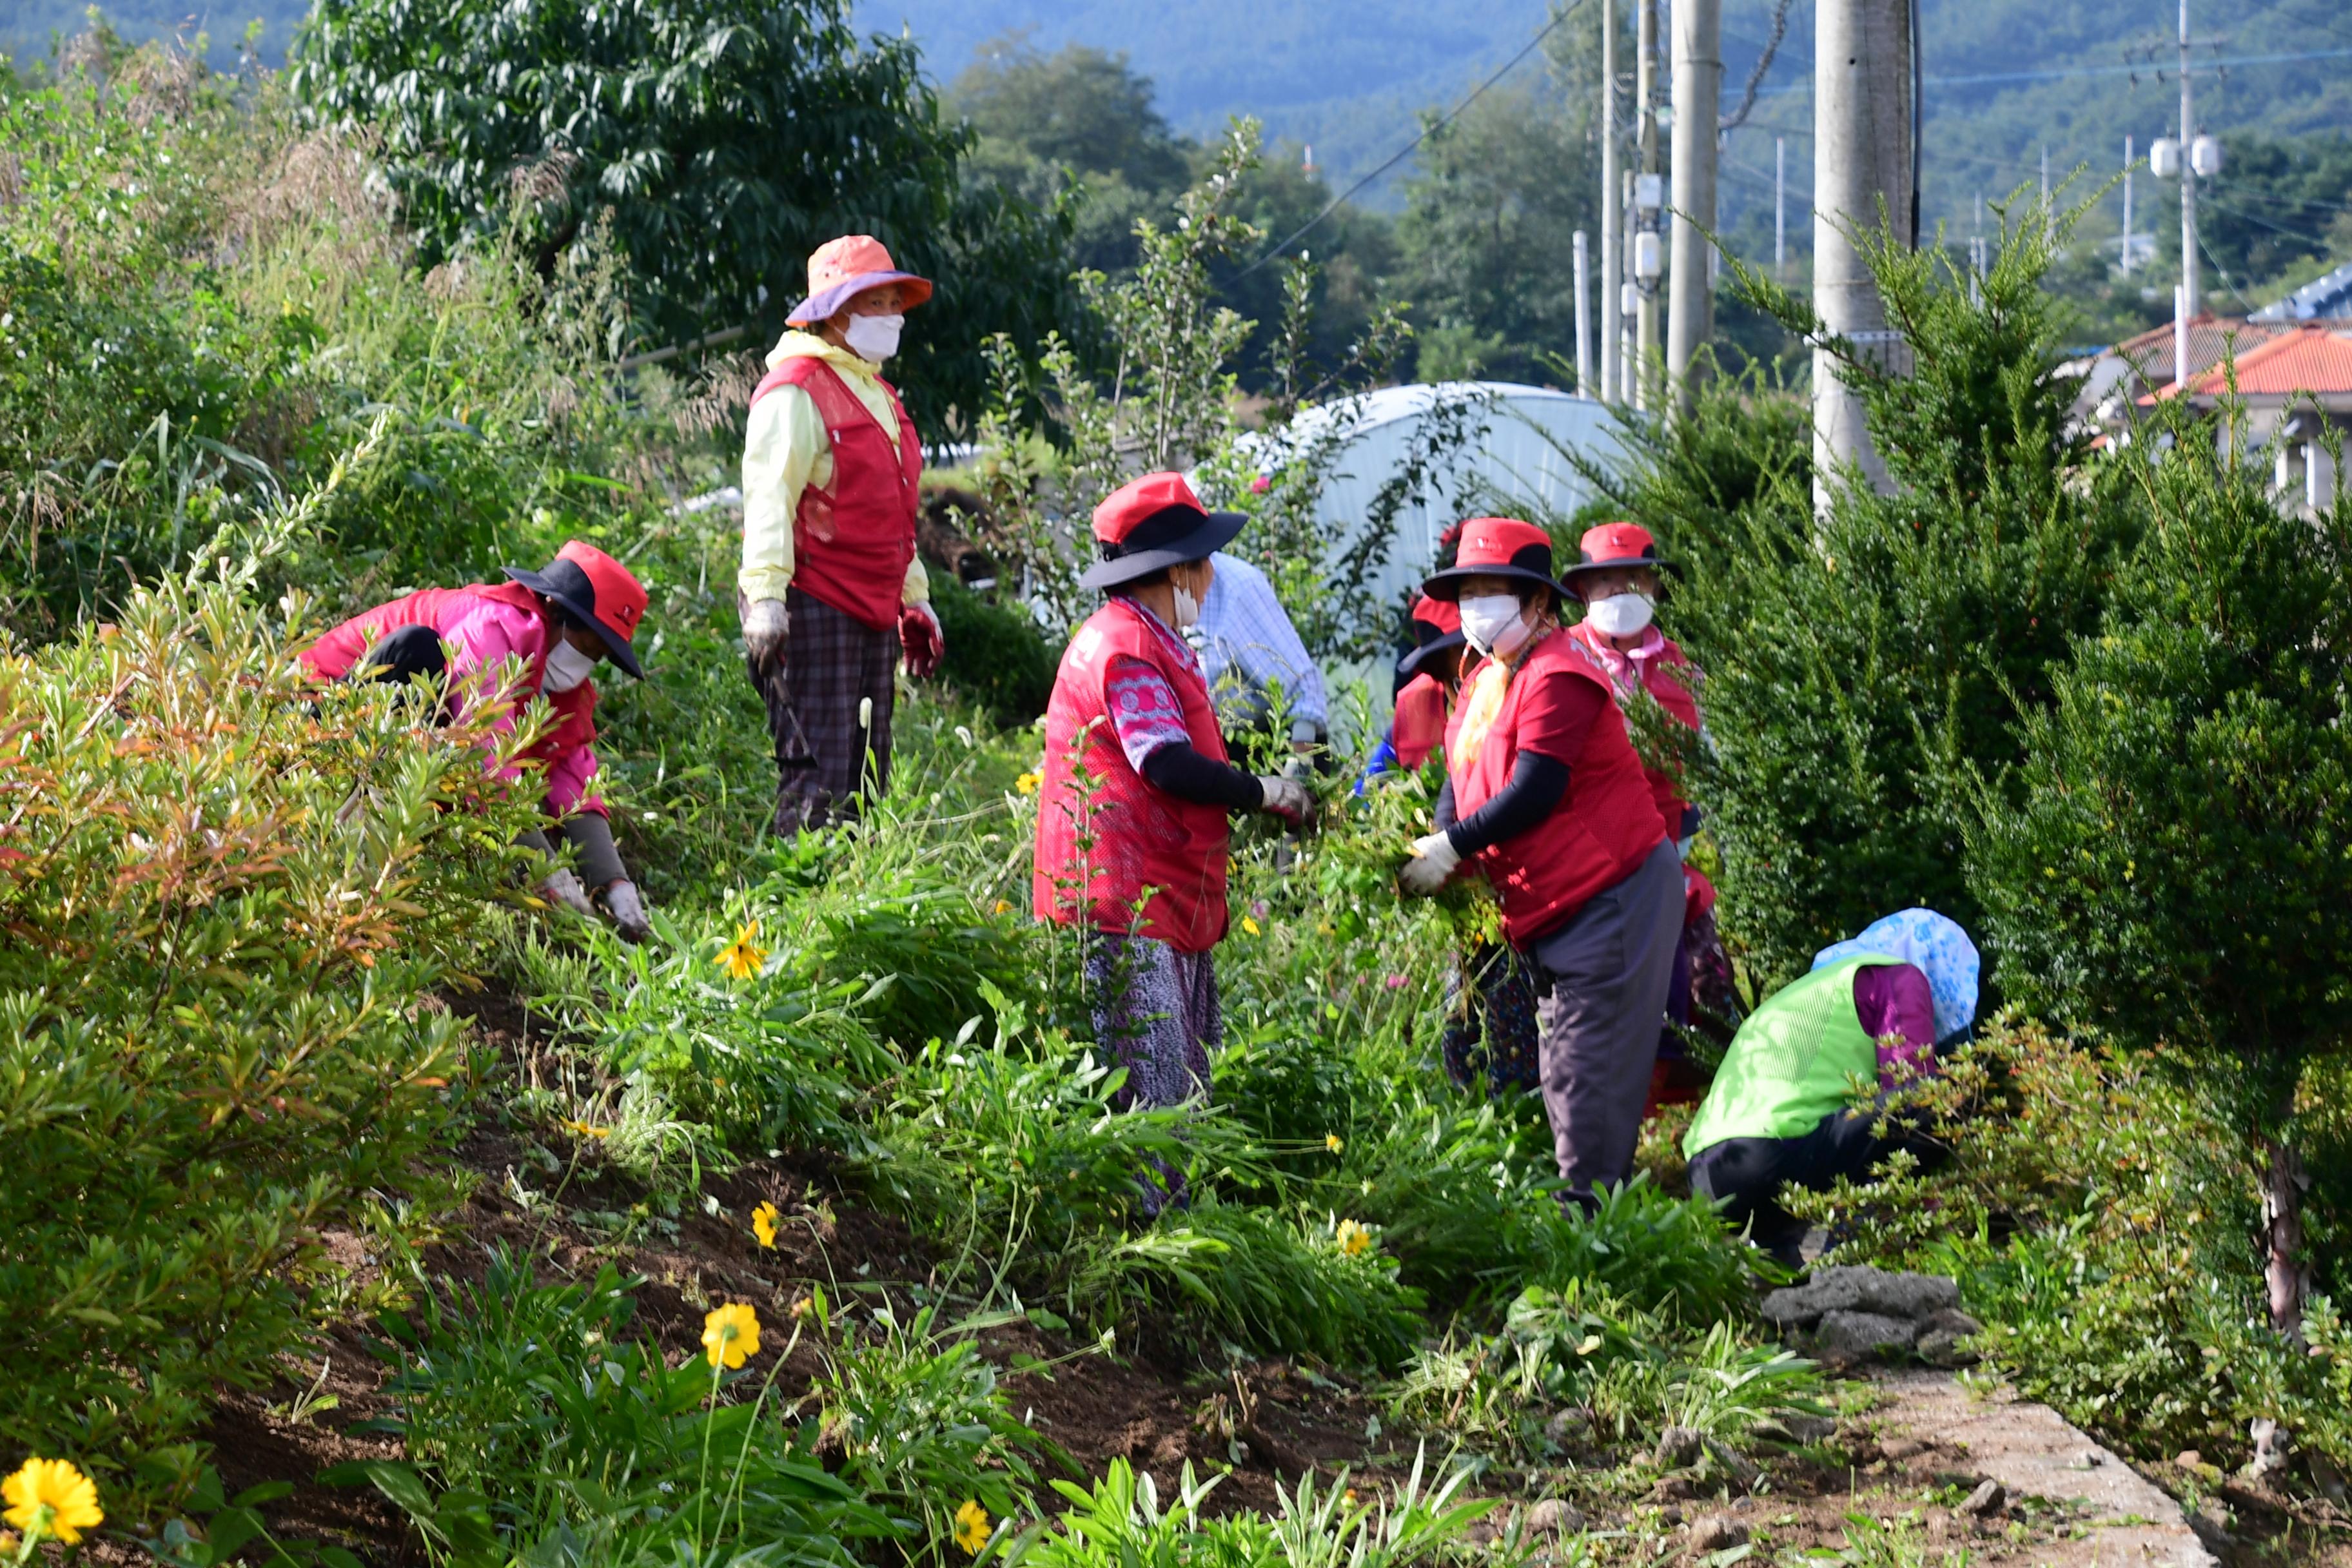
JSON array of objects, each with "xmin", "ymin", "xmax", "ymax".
[
  {"xmin": 602, "ymin": 879, "xmax": 652, "ymax": 944},
  {"xmin": 1257, "ymin": 774, "xmax": 1313, "ymax": 825},
  {"xmin": 742, "ymin": 596, "xmax": 790, "ymax": 672},
  {"xmin": 1398, "ymin": 830, "xmax": 1462, "ymax": 896},
  {"xmin": 538, "ymin": 866, "xmax": 600, "ymax": 919}
]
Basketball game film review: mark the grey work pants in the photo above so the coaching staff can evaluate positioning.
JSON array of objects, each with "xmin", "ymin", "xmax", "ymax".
[{"xmin": 1525, "ymin": 839, "xmax": 1685, "ymax": 1207}]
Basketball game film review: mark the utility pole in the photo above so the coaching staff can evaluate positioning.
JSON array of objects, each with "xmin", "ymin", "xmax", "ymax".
[
  {"xmin": 1666, "ymin": 0, "xmax": 1722, "ymax": 411},
  {"xmin": 1774, "ymin": 136, "xmax": 1787, "ymax": 280},
  {"xmin": 2122, "ymin": 134, "xmax": 2135, "ymax": 275},
  {"xmin": 1621, "ymin": 172, "xmax": 1638, "ymax": 406},
  {"xmin": 2040, "ymin": 144, "xmax": 2049, "ymax": 211},
  {"xmin": 1636, "ymin": 0, "xmax": 1661, "ymax": 408},
  {"xmin": 2177, "ymin": 0, "xmax": 2199, "ymax": 329},
  {"xmin": 1573, "ymin": 229, "xmax": 1594, "ymax": 396},
  {"xmin": 1812, "ymin": 0, "xmax": 1914, "ymax": 505},
  {"xmin": 1599, "ymin": 0, "xmax": 1620, "ymax": 401}
]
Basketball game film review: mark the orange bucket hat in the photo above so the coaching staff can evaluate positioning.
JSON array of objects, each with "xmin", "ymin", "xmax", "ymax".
[{"xmin": 785, "ymin": 235, "xmax": 934, "ymax": 326}]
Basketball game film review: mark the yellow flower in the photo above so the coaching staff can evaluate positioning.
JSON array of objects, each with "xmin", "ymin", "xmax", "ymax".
[
  {"xmin": 716, "ymin": 920, "xmax": 769, "ymax": 981},
  {"xmin": 1335, "ymin": 1219, "xmax": 1373, "ymax": 1258},
  {"xmin": 1241, "ymin": 916, "xmax": 1261, "ymax": 937},
  {"xmin": 4, "ymin": 1457, "xmax": 103, "ymax": 1546},
  {"xmin": 993, "ymin": 899, "xmax": 1012, "ymax": 916},
  {"xmin": 564, "ymin": 1119, "xmax": 611, "ymax": 1139},
  {"xmin": 751, "ymin": 1201, "xmax": 780, "ymax": 1250},
  {"xmin": 1014, "ymin": 771, "xmax": 1040, "ymax": 796},
  {"xmin": 701, "ymin": 1302, "xmax": 762, "ymax": 1369},
  {"xmin": 1326, "ymin": 1134, "xmax": 1344, "ymax": 1153},
  {"xmin": 953, "ymin": 1498, "xmax": 992, "ymax": 1556}
]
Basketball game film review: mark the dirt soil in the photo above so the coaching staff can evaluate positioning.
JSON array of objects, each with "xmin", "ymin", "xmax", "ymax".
[{"xmin": 175, "ymin": 994, "xmax": 2351, "ymax": 1566}]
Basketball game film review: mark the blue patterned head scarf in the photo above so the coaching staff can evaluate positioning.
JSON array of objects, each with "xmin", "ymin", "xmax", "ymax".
[{"xmin": 1812, "ymin": 908, "xmax": 1981, "ymax": 1042}]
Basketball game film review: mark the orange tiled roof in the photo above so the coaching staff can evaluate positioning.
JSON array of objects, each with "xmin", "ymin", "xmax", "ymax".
[
  {"xmin": 2179, "ymin": 322, "xmax": 2352, "ymax": 397},
  {"xmin": 2113, "ymin": 313, "xmax": 2295, "ymax": 389}
]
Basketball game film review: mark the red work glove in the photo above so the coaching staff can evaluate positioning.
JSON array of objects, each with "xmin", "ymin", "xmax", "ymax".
[{"xmin": 899, "ymin": 601, "xmax": 945, "ymax": 679}]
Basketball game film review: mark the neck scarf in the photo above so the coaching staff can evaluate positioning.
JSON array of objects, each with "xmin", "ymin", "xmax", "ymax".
[{"xmin": 1451, "ymin": 625, "xmax": 1551, "ymax": 777}]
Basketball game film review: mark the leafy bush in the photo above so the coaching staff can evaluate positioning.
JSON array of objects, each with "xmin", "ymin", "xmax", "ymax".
[
  {"xmin": 0, "ymin": 574, "xmax": 541, "ymax": 1493},
  {"xmin": 930, "ymin": 576, "xmax": 1058, "ymax": 728}
]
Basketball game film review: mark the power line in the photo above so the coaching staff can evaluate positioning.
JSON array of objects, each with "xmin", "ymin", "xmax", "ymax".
[
  {"xmin": 1743, "ymin": 42, "xmax": 2352, "ymax": 99},
  {"xmin": 1230, "ymin": 1, "xmax": 1582, "ymax": 280}
]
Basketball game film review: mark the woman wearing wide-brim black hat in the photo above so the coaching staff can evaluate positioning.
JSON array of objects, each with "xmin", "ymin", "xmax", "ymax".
[{"xmin": 1396, "ymin": 516, "xmax": 1683, "ymax": 1210}]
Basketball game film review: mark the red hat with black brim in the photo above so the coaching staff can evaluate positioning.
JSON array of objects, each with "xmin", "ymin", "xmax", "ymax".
[
  {"xmin": 1396, "ymin": 594, "xmax": 1466, "ymax": 679},
  {"xmin": 1559, "ymin": 520, "xmax": 1683, "ymax": 595},
  {"xmin": 1080, "ymin": 471, "xmax": 1247, "ymax": 590},
  {"xmin": 503, "ymin": 540, "xmax": 649, "ymax": 679},
  {"xmin": 1420, "ymin": 516, "xmax": 1573, "ymax": 605}
]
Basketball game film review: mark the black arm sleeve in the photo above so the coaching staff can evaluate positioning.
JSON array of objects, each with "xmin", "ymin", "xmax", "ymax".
[
  {"xmin": 1436, "ymin": 777, "xmax": 1458, "ymax": 830},
  {"xmin": 1141, "ymin": 741, "xmax": 1264, "ymax": 811},
  {"xmin": 560, "ymin": 811, "xmax": 629, "ymax": 890},
  {"xmin": 1444, "ymin": 752, "xmax": 1571, "ymax": 856}
]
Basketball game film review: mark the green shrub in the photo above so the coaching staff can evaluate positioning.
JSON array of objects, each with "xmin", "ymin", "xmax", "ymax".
[
  {"xmin": 930, "ymin": 576, "xmax": 1058, "ymax": 728},
  {"xmin": 0, "ymin": 575, "xmax": 542, "ymax": 1494}
]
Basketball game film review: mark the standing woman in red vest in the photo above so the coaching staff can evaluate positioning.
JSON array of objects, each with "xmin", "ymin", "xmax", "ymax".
[
  {"xmin": 300, "ymin": 540, "xmax": 654, "ymax": 942},
  {"xmin": 1033, "ymin": 475, "xmax": 1312, "ymax": 1155},
  {"xmin": 739, "ymin": 235, "xmax": 947, "ymax": 834},
  {"xmin": 1397, "ymin": 518, "xmax": 1681, "ymax": 1208}
]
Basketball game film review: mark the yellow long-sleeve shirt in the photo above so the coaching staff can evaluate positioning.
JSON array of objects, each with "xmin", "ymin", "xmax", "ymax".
[{"xmin": 738, "ymin": 329, "xmax": 930, "ymax": 608}]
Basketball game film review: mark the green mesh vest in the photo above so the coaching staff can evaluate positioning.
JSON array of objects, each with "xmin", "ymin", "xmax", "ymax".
[{"xmin": 1684, "ymin": 956, "xmax": 1880, "ymax": 1158}]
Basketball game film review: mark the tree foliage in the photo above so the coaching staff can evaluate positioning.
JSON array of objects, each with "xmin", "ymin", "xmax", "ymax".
[{"xmin": 288, "ymin": 0, "xmax": 1077, "ymax": 435}]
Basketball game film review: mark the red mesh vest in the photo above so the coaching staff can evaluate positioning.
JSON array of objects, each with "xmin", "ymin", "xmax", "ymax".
[
  {"xmin": 299, "ymin": 582, "xmax": 598, "ymax": 769},
  {"xmin": 1566, "ymin": 621, "xmax": 1702, "ymax": 836},
  {"xmin": 1447, "ymin": 631, "xmax": 1668, "ymax": 946},
  {"xmin": 750, "ymin": 357, "xmax": 921, "ymax": 631},
  {"xmin": 1032, "ymin": 598, "xmax": 1232, "ymax": 954}
]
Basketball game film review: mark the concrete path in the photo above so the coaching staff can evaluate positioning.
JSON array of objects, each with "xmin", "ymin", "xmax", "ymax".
[{"xmin": 1870, "ymin": 1367, "xmax": 2217, "ymax": 1567}]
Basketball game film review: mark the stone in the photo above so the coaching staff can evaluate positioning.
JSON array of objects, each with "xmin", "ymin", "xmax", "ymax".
[
  {"xmin": 1879, "ymin": 1437, "xmax": 1926, "ymax": 1461},
  {"xmin": 1650, "ymin": 1475, "xmax": 1698, "ymax": 1503},
  {"xmin": 1785, "ymin": 1413, "xmax": 1838, "ymax": 1443},
  {"xmin": 1687, "ymin": 1514, "xmax": 1750, "ymax": 1553},
  {"xmin": 1852, "ymin": 1270, "xmax": 1961, "ymax": 1320},
  {"xmin": 1703, "ymin": 1436, "xmax": 1761, "ymax": 1490},
  {"xmin": 1916, "ymin": 1328, "xmax": 1978, "ymax": 1367},
  {"xmin": 1545, "ymin": 1407, "xmax": 1589, "ymax": 1446},
  {"xmin": 1525, "ymin": 1498, "xmax": 1584, "ymax": 1537},
  {"xmin": 1920, "ymin": 1308, "xmax": 1983, "ymax": 1338},
  {"xmin": 1760, "ymin": 1286, "xmax": 1827, "ymax": 1332},
  {"xmin": 1957, "ymin": 1478, "xmax": 2006, "ymax": 1518},
  {"xmin": 1759, "ymin": 1266, "xmax": 1961, "ymax": 1333},
  {"xmin": 1655, "ymin": 1425, "xmax": 1704, "ymax": 1469},
  {"xmin": 1813, "ymin": 1309, "xmax": 1919, "ymax": 1358}
]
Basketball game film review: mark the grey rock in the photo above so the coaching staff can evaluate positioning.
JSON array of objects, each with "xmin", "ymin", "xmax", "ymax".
[
  {"xmin": 1813, "ymin": 1309, "xmax": 1919, "ymax": 1357},
  {"xmin": 1687, "ymin": 1514, "xmax": 1750, "ymax": 1553},
  {"xmin": 1920, "ymin": 1307, "xmax": 1983, "ymax": 1338},
  {"xmin": 1525, "ymin": 1498, "xmax": 1584, "ymax": 1536},
  {"xmin": 1760, "ymin": 1286, "xmax": 1827, "ymax": 1331},
  {"xmin": 1917, "ymin": 1328, "xmax": 1977, "ymax": 1367},
  {"xmin": 1761, "ymin": 1266, "xmax": 1961, "ymax": 1333},
  {"xmin": 1704, "ymin": 1436, "xmax": 1762, "ymax": 1490},
  {"xmin": 1958, "ymin": 1478, "xmax": 2006, "ymax": 1518},
  {"xmin": 1785, "ymin": 1413, "xmax": 1838, "ymax": 1442},
  {"xmin": 1655, "ymin": 1425, "xmax": 1704, "ymax": 1469},
  {"xmin": 1852, "ymin": 1269, "xmax": 1960, "ymax": 1320},
  {"xmin": 1544, "ymin": 1406, "xmax": 1588, "ymax": 1446}
]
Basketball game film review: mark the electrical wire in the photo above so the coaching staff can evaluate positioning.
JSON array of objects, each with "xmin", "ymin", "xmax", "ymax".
[
  {"xmin": 1718, "ymin": 0, "xmax": 1794, "ymax": 132},
  {"xmin": 1228, "ymin": 0, "xmax": 1583, "ymax": 280}
]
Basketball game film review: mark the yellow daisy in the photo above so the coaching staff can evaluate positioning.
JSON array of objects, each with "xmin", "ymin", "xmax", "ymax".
[
  {"xmin": 751, "ymin": 1201, "xmax": 780, "ymax": 1250},
  {"xmin": 1014, "ymin": 771, "xmax": 1041, "ymax": 796},
  {"xmin": 3, "ymin": 1457, "xmax": 103, "ymax": 1546},
  {"xmin": 1240, "ymin": 916, "xmax": 1261, "ymax": 936},
  {"xmin": 701, "ymin": 1302, "xmax": 762, "ymax": 1369},
  {"xmin": 716, "ymin": 920, "xmax": 769, "ymax": 981},
  {"xmin": 952, "ymin": 1497, "xmax": 992, "ymax": 1556},
  {"xmin": 1335, "ymin": 1219, "xmax": 1373, "ymax": 1258},
  {"xmin": 1326, "ymin": 1134, "xmax": 1344, "ymax": 1153}
]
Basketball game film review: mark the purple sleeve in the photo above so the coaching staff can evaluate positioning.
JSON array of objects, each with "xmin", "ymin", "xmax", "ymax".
[
  {"xmin": 1102, "ymin": 656, "xmax": 1193, "ymax": 771},
  {"xmin": 1853, "ymin": 961, "xmax": 1937, "ymax": 1088}
]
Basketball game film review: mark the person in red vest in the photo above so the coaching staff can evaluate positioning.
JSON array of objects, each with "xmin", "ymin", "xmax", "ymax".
[
  {"xmin": 1560, "ymin": 520, "xmax": 1735, "ymax": 1104},
  {"xmin": 300, "ymin": 540, "xmax": 653, "ymax": 942},
  {"xmin": 1032, "ymin": 473, "xmax": 1313, "ymax": 1164},
  {"xmin": 739, "ymin": 235, "xmax": 946, "ymax": 834},
  {"xmin": 1396, "ymin": 518, "xmax": 1681, "ymax": 1207}
]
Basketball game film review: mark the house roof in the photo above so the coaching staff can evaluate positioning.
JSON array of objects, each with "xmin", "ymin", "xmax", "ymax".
[
  {"xmin": 2110, "ymin": 313, "xmax": 2295, "ymax": 390},
  {"xmin": 2250, "ymin": 260, "xmax": 2352, "ymax": 323},
  {"xmin": 2174, "ymin": 322, "xmax": 2352, "ymax": 398}
]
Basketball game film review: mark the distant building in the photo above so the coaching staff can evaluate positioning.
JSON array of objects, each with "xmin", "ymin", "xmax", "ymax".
[{"xmin": 2249, "ymin": 260, "xmax": 2352, "ymax": 324}]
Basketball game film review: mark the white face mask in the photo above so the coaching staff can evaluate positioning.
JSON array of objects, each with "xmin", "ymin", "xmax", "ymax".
[
  {"xmin": 1458, "ymin": 593, "xmax": 1532, "ymax": 659},
  {"xmin": 843, "ymin": 311, "xmax": 905, "ymax": 364},
  {"xmin": 1583, "ymin": 591, "xmax": 1656, "ymax": 638},
  {"xmin": 543, "ymin": 638, "xmax": 597, "ymax": 693},
  {"xmin": 1169, "ymin": 581, "xmax": 1202, "ymax": 631}
]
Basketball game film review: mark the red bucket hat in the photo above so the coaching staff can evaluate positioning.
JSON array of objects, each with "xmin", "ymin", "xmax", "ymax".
[
  {"xmin": 504, "ymin": 540, "xmax": 649, "ymax": 679},
  {"xmin": 1081, "ymin": 472, "xmax": 1246, "ymax": 589},
  {"xmin": 1420, "ymin": 517, "xmax": 1573, "ymax": 604},
  {"xmin": 1562, "ymin": 520, "xmax": 1683, "ymax": 595},
  {"xmin": 1396, "ymin": 594, "xmax": 1465, "ymax": 679},
  {"xmin": 785, "ymin": 235, "xmax": 934, "ymax": 326}
]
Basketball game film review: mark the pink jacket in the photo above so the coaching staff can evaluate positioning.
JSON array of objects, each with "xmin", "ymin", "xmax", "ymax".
[{"xmin": 302, "ymin": 584, "xmax": 605, "ymax": 817}]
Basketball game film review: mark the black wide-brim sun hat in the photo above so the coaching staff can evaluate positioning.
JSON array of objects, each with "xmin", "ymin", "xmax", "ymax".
[
  {"xmin": 503, "ymin": 557, "xmax": 645, "ymax": 678},
  {"xmin": 1078, "ymin": 509, "xmax": 1248, "ymax": 589},
  {"xmin": 1420, "ymin": 558, "xmax": 1574, "ymax": 605},
  {"xmin": 1396, "ymin": 629, "xmax": 1467, "ymax": 680}
]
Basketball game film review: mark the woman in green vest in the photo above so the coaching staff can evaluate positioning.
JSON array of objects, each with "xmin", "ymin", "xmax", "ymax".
[{"xmin": 1683, "ymin": 909, "xmax": 1979, "ymax": 1266}]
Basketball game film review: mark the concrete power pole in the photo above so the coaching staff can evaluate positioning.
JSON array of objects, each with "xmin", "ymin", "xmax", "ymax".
[
  {"xmin": 1573, "ymin": 229, "xmax": 1594, "ymax": 396},
  {"xmin": 1636, "ymin": 0, "xmax": 1660, "ymax": 407},
  {"xmin": 2122, "ymin": 134, "xmax": 2135, "ymax": 276},
  {"xmin": 1600, "ymin": 0, "xmax": 1621, "ymax": 401},
  {"xmin": 1812, "ymin": 0, "xmax": 1914, "ymax": 505},
  {"xmin": 2177, "ymin": 0, "xmax": 2199, "ymax": 327},
  {"xmin": 1775, "ymin": 137, "xmax": 1787, "ymax": 279},
  {"xmin": 1666, "ymin": 0, "xmax": 1723, "ymax": 412}
]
